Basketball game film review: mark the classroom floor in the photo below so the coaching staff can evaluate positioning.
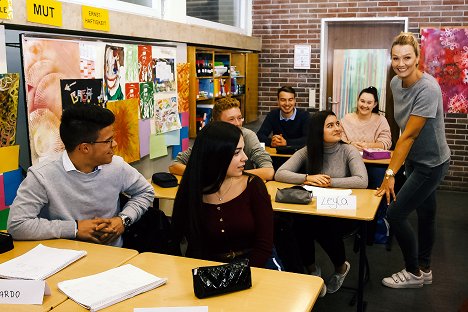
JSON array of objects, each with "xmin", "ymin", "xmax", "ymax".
[{"xmin": 311, "ymin": 190, "xmax": 468, "ymax": 312}]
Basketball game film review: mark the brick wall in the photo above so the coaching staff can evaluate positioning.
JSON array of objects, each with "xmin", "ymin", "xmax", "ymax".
[{"xmin": 252, "ymin": 0, "xmax": 468, "ymax": 192}]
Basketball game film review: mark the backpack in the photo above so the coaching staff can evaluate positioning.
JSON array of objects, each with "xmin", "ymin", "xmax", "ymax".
[{"xmin": 121, "ymin": 196, "xmax": 179, "ymax": 255}]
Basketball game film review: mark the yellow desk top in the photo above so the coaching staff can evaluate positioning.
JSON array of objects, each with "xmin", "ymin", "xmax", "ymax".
[
  {"xmin": 266, "ymin": 181, "xmax": 382, "ymax": 221},
  {"xmin": 266, "ymin": 146, "xmax": 392, "ymax": 165},
  {"xmin": 149, "ymin": 175, "xmax": 181, "ymax": 200},
  {"xmin": 52, "ymin": 252, "xmax": 323, "ymax": 312},
  {"xmin": 265, "ymin": 146, "xmax": 292, "ymax": 158},
  {"xmin": 0, "ymin": 239, "xmax": 138, "ymax": 312}
]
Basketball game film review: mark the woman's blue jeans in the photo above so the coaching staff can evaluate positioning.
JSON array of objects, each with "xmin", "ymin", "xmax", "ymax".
[{"xmin": 386, "ymin": 159, "xmax": 449, "ymax": 273}]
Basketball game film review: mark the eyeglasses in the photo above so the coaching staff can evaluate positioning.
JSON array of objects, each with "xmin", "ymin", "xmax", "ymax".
[{"xmin": 85, "ymin": 138, "xmax": 114, "ymax": 146}]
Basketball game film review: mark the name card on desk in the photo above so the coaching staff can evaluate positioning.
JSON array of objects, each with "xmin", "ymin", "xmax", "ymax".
[
  {"xmin": 0, "ymin": 280, "xmax": 50, "ymax": 304},
  {"xmin": 317, "ymin": 195, "xmax": 356, "ymax": 210}
]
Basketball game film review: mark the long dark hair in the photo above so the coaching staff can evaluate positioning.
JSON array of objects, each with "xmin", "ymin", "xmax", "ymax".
[
  {"xmin": 357, "ymin": 86, "xmax": 380, "ymax": 114},
  {"xmin": 306, "ymin": 110, "xmax": 336, "ymax": 174},
  {"xmin": 172, "ymin": 122, "xmax": 243, "ymax": 257}
]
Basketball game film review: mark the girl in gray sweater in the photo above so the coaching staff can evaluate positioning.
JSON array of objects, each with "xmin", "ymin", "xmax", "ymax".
[{"xmin": 275, "ymin": 110, "xmax": 368, "ymax": 294}]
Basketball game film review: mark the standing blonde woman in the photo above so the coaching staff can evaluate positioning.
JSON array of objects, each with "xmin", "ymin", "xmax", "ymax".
[
  {"xmin": 377, "ymin": 32, "xmax": 450, "ymax": 289},
  {"xmin": 341, "ymin": 86, "xmax": 392, "ymax": 151}
]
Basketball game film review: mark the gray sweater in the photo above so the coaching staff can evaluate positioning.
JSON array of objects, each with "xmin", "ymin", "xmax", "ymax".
[
  {"xmin": 7, "ymin": 153, "xmax": 154, "ymax": 246},
  {"xmin": 274, "ymin": 143, "xmax": 368, "ymax": 188}
]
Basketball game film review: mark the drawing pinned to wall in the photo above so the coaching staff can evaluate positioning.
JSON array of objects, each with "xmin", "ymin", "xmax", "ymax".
[
  {"xmin": 139, "ymin": 82, "xmax": 154, "ymax": 119},
  {"xmin": 0, "ymin": 73, "xmax": 20, "ymax": 147},
  {"xmin": 177, "ymin": 63, "xmax": 189, "ymax": 112},
  {"xmin": 22, "ymin": 37, "xmax": 81, "ymax": 164},
  {"xmin": 60, "ymin": 79, "xmax": 103, "ymax": 111},
  {"xmin": 104, "ymin": 45, "xmax": 125, "ymax": 101},
  {"xmin": 125, "ymin": 44, "xmax": 138, "ymax": 82},
  {"xmin": 125, "ymin": 82, "xmax": 139, "ymax": 100},
  {"xmin": 420, "ymin": 27, "xmax": 468, "ymax": 113},
  {"xmin": 138, "ymin": 45, "xmax": 152, "ymax": 83},
  {"xmin": 154, "ymin": 97, "xmax": 181, "ymax": 134},
  {"xmin": 79, "ymin": 42, "xmax": 97, "ymax": 79},
  {"xmin": 332, "ymin": 49, "xmax": 388, "ymax": 119},
  {"xmin": 106, "ymin": 98, "xmax": 140, "ymax": 163},
  {"xmin": 153, "ymin": 58, "xmax": 176, "ymax": 92}
]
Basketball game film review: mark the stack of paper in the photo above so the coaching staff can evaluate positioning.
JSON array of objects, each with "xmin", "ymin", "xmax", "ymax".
[
  {"xmin": 0, "ymin": 244, "xmax": 87, "ymax": 280},
  {"xmin": 302, "ymin": 185, "xmax": 353, "ymax": 197},
  {"xmin": 58, "ymin": 264, "xmax": 167, "ymax": 312}
]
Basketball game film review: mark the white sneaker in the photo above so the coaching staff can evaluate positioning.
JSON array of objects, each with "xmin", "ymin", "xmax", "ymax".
[
  {"xmin": 326, "ymin": 261, "xmax": 351, "ymax": 294},
  {"xmin": 382, "ymin": 269, "xmax": 424, "ymax": 289},
  {"xmin": 421, "ymin": 270, "xmax": 432, "ymax": 285}
]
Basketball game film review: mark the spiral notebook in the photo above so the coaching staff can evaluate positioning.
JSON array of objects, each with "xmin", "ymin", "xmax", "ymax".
[
  {"xmin": 58, "ymin": 264, "xmax": 167, "ymax": 312},
  {"xmin": 0, "ymin": 244, "xmax": 87, "ymax": 280}
]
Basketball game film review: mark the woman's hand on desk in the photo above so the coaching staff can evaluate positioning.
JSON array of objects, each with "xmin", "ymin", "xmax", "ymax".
[
  {"xmin": 304, "ymin": 174, "xmax": 331, "ymax": 187},
  {"xmin": 375, "ymin": 176, "xmax": 396, "ymax": 205}
]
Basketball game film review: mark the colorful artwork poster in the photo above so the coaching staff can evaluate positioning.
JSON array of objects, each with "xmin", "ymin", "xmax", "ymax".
[
  {"xmin": 104, "ymin": 45, "xmax": 125, "ymax": 102},
  {"xmin": 154, "ymin": 97, "xmax": 181, "ymax": 134},
  {"xmin": 152, "ymin": 58, "xmax": 176, "ymax": 92},
  {"xmin": 332, "ymin": 49, "xmax": 388, "ymax": 119},
  {"xmin": 60, "ymin": 78, "xmax": 104, "ymax": 111},
  {"xmin": 125, "ymin": 83, "xmax": 140, "ymax": 100},
  {"xmin": 125, "ymin": 44, "xmax": 138, "ymax": 82},
  {"xmin": 139, "ymin": 82, "xmax": 154, "ymax": 119},
  {"xmin": 106, "ymin": 99, "xmax": 140, "ymax": 163},
  {"xmin": 79, "ymin": 42, "xmax": 98, "ymax": 79},
  {"xmin": 138, "ymin": 45, "xmax": 152, "ymax": 83},
  {"xmin": 0, "ymin": 73, "xmax": 20, "ymax": 147},
  {"xmin": 22, "ymin": 37, "xmax": 81, "ymax": 164},
  {"xmin": 177, "ymin": 63, "xmax": 190, "ymax": 112},
  {"xmin": 420, "ymin": 28, "xmax": 468, "ymax": 113}
]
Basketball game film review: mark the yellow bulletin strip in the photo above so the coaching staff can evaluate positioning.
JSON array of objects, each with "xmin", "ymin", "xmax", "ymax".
[
  {"xmin": 26, "ymin": 0, "xmax": 62, "ymax": 27},
  {"xmin": 0, "ymin": 0, "xmax": 13, "ymax": 20},
  {"xmin": 0, "ymin": 145, "xmax": 19, "ymax": 173},
  {"xmin": 82, "ymin": 6, "xmax": 110, "ymax": 32}
]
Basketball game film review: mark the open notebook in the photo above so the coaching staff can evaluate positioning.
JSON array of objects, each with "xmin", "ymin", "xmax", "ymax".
[
  {"xmin": 58, "ymin": 264, "xmax": 167, "ymax": 312},
  {"xmin": 0, "ymin": 243, "xmax": 87, "ymax": 280}
]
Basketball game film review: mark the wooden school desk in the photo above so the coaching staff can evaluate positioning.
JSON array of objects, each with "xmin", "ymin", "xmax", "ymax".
[
  {"xmin": 266, "ymin": 181, "xmax": 382, "ymax": 312},
  {"xmin": 0, "ymin": 239, "xmax": 138, "ymax": 312},
  {"xmin": 52, "ymin": 252, "xmax": 323, "ymax": 312},
  {"xmin": 148, "ymin": 175, "xmax": 181, "ymax": 217}
]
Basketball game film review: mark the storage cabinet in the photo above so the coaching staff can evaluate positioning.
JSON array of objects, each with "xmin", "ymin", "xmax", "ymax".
[{"xmin": 187, "ymin": 46, "xmax": 258, "ymax": 138}]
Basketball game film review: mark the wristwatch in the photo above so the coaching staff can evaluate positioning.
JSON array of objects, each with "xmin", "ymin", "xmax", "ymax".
[
  {"xmin": 385, "ymin": 169, "xmax": 395, "ymax": 179},
  {"xmin": 118, "ymin": 214, "xmax": 132, "ymax": 228}
]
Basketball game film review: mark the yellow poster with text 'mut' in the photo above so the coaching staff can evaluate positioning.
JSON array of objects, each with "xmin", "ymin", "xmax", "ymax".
[{"xmin": 26, "ymin": 0, "xmax": 62, "ymax": 27}]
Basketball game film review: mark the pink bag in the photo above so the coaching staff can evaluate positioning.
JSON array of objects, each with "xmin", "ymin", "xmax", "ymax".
[{"xmin": 362, "ymin": 148, "xmax": 391, "ymax": 160}]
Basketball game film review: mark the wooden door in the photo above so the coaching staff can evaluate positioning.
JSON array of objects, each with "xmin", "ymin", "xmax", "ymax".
[{"xmin": 324, "ymin": 20, "xmax": 406, "ymax": 147}]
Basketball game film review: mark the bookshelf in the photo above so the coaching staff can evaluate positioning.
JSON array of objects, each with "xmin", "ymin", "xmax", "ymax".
[{"xmin": 188, "ymin": 46, "xmax": 258, "ymax": 138}]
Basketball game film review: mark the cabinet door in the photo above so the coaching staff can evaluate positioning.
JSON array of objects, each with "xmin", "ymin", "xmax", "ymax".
[{"xmin": 245, "ymin": 53, "xmax": 258, "ymax": 123}]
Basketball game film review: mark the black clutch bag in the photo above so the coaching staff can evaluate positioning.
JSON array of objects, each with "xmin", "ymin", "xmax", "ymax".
[
  {"xmin": 151, "ymin": 172, "xmax": 178, "ymax": 188},
  {"xmin": 192, "ymin": 259, "xmax": 252, "ymax": 299},
  {"xmin": 275, "ymin": 185, "xmax": 312, "ymax": 204}
]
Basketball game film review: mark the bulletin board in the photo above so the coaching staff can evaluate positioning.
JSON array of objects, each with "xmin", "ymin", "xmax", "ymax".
[{"xmin": 20, "ymin": 34, "xmax": 185, "ymax": 165}]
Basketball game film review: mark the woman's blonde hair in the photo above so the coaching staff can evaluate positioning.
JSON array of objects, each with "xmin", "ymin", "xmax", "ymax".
[{"xmin": 391, "ymin": 32, "xmax": 420, "ymax": 57}]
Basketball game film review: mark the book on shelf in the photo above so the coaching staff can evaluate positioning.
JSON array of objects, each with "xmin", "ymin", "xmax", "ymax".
[
  {"xmin": 0, "ymin": 244, "xmax": 87, "ymax": 280},
  {"xmin": 58, "ymin": 264, "xmax": 167, "ymax": 312},
  {"xmin": 196, "ymin": 104, "xmax": 214, "ymax": 132}
]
